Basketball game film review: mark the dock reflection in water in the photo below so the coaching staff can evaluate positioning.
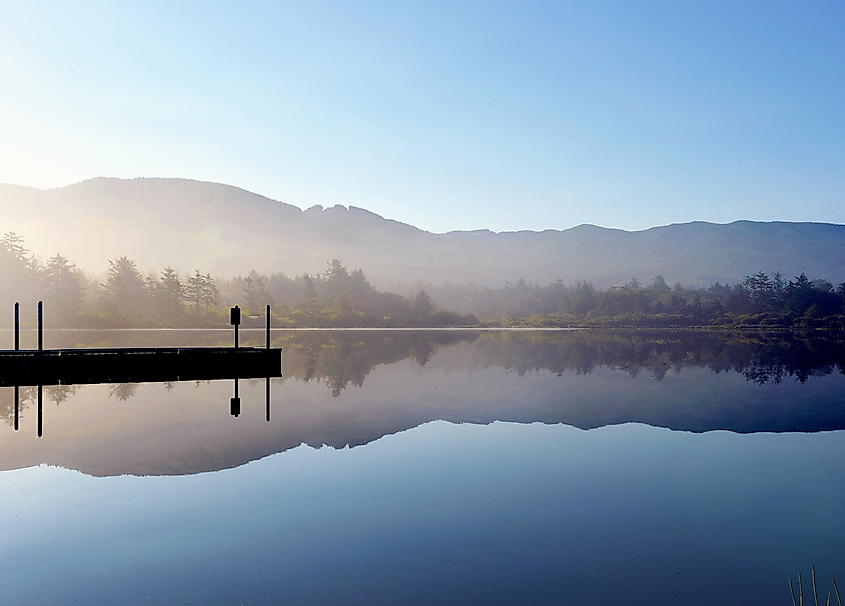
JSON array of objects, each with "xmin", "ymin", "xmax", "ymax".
[
  {"xmin": 0, "ymin": 329, "xmax": 843, "ymax": 605},
  {"xmin": 6, "ymin": 376, "xmax": 273, "ymax": 437}
]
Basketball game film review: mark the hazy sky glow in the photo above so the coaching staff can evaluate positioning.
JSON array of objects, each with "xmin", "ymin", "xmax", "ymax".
[{"xmin": 1, "ymin": 1, "xmax": 843, "ymax": 233}]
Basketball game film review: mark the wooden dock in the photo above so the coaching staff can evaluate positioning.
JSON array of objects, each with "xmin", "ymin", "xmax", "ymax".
[{"xmin": 0, "ymin": 347, "xmax": 282, "ymax": 386}]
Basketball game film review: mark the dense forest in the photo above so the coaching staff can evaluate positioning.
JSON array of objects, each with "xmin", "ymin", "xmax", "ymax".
[{"xmin": 1, "ymin": 232, "xmax": 843, "ymax": 329}]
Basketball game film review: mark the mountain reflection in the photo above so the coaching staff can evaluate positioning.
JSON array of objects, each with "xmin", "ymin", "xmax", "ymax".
[{"xmin": 1, "ymin": 329, "xmax": 844, "ymax": 477}]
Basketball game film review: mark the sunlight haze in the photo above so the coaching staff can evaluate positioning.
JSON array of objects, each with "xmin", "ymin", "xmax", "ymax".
[{"xmin": 1, "ymin": 1, "xmax": 843, "ymax": 233}]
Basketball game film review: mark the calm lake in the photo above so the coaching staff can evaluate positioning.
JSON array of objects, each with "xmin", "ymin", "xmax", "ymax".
[{"xmin": 1, "ymin": 329, "xmax": 844, "ymax": 605}]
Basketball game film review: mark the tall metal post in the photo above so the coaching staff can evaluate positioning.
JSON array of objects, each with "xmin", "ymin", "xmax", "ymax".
[
  {"xmin": 37, "ymin": 385, "xmax": 43, "ymax": 438},
  {"xmin": 266, "ymin": 304, "xmax": 271, "ymax": 349},
  {"xmin": 265, "ymin": 376, "xmax": 270, "ymax": 422},
  {"xmin": 14, "ymin": 385, "xmax": 19, "ymax": 431},
  {"xmin": 37, "ymin": 301, "xmax": 43, "ymax": 351},
  {"xmin": 14, "ymin": 302, "xmax": 19, "ymax": 350}
]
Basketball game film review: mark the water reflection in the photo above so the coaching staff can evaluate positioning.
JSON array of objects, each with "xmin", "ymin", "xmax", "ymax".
[
  {"xmin": 108, "ymin": 383, "xmax": 138, "ymax": 401},
  {"xmin": 8, "ymin": 328, "xmax": 842, "ymax": 392},
  {"xmin": 2, "ymin": 329, "xmax": 842, "ymax": 606},
  {"xmin": 230, "ymin": 378, "xmax": 240, "ymax": 417},
  {"xmin": 3, "ymin": 376, "xmax": 273, "ymax": 436},
  {"xmin": 275, "ymin": 329, "xmax": 845, "ymax": 392},
  {"xmin": 0, "ymin": 329, "xmax": 844, "ymax": 477},
  {"xmin": 8, "ymin": 384, "xmax": 47, "ymax": 437},
  {"xmin": 6, "ymin": 421, "xmax": 842, "ymax": 606},
  {"xmin": 283, "ymin": 330, "xmax": 473, "ymax": 395}
]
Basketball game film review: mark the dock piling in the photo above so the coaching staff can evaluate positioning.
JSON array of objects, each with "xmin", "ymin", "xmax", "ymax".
[
  {"xmin": 37, "ymin": 301, "xmax": 43, "ymax": 351},
  {"xmin": 266, "ymin": 304, "xmax": 271, "ymax": 349},
  {"xmin": 14, "ymin": 302, "xmax": 19, "ymax": 350}
]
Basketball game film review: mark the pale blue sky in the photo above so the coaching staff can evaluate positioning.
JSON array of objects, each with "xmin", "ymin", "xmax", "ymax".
[{"xmin": 1, "ymin": 1, "xmax": 842, "ymax": 233}]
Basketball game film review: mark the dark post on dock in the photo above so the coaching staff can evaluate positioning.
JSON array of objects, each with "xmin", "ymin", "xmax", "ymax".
[
  {"xmin": 38, "ymin": 301, "xmax": 43, "ymax": 351},
  {"xmin": 14, "ymin": 302, "xmax": 19, "ymax": 351},
  {"xmin": 266, "ymin": 304, "xmax": 271, "ymax": 349},
  {"xmin": 230, "ymin": 305, "xmax": 241, "ymax": 348}
]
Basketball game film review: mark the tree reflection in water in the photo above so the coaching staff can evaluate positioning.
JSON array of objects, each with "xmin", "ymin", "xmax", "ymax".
[
  {"xmin": 277, "ymin": 329, "xmax": 845, "ymax": 396},
  {"xmin": 108, "ymin": 383, "xmax": 138, "ymax": 401},
  {"xmin": 45, "ymin": 384, "xmax": 77, "ymax": 405},
  {"xmin": 0, "ymin": 330, "xmax": 842, "ymax": 418}
]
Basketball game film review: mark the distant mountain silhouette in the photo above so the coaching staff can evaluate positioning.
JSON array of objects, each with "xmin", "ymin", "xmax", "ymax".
[{"xmin": 1, "ymin": 177, "xmax": 843, "ymax": 289}]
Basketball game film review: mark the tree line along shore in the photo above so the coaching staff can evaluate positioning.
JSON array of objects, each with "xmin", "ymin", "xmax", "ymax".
[{"xmin": 2, "ymin": 233, "xmax": 844, "ymax": 330}]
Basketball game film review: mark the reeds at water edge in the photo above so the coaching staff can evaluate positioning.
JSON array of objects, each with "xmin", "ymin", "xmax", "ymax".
[{"xmin": 790, "ymin": 567, "xmax": 842, "ymax": 606}]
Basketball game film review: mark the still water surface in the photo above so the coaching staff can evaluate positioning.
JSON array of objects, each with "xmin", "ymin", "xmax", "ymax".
[{"xmin": 1, "ymin": 329, "xmax": 844, "ymax": 604}]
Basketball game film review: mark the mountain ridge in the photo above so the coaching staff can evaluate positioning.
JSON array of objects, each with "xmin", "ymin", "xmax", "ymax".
[{"xmin": 1, "ymin": 177, "xmax": 843, "ymax": 290}]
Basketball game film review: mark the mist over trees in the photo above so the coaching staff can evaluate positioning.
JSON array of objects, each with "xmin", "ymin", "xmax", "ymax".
[
  {"xmin": 1, "ymin": 232, "xmax": 843, "ymax": 330},
  {"xmin": 0, "ymin": 233, "xmax": 224, "ymax": 328},
  {"xmin": 0, "ymin": 234, "xmax": 474, "ymax": 328},
  {"xmin": 419, "ymin": 271, "xmax": 845, "ymax": 329},
  {"xmin": 219, "ymin": 259, "xmax": 473, "ymax": 328}
]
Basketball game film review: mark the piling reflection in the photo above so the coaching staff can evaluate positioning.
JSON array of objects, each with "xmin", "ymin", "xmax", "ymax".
[
  {"xmin": 230, "ymin": 378, "xmax": 240, "ymax": 417},
  {"xmin": 8, "ymin": 384, "xmax": 46, "ymax": 437},
  {"xmin": 3, "ymin": 375, "xmax": 273, "ymax": 436},
  {"xmin": 265, "ymin": 376, "xmax": 270, "ymax": 422}
]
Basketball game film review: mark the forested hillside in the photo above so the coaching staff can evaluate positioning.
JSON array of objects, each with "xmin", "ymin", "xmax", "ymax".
[
  {"xmin": 2, "ymin": 232, "xmax": 843, "ymax": 330},
  {"xmin": 1, "ymin": 178, "xmax": 844, "ymax": 291}
]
